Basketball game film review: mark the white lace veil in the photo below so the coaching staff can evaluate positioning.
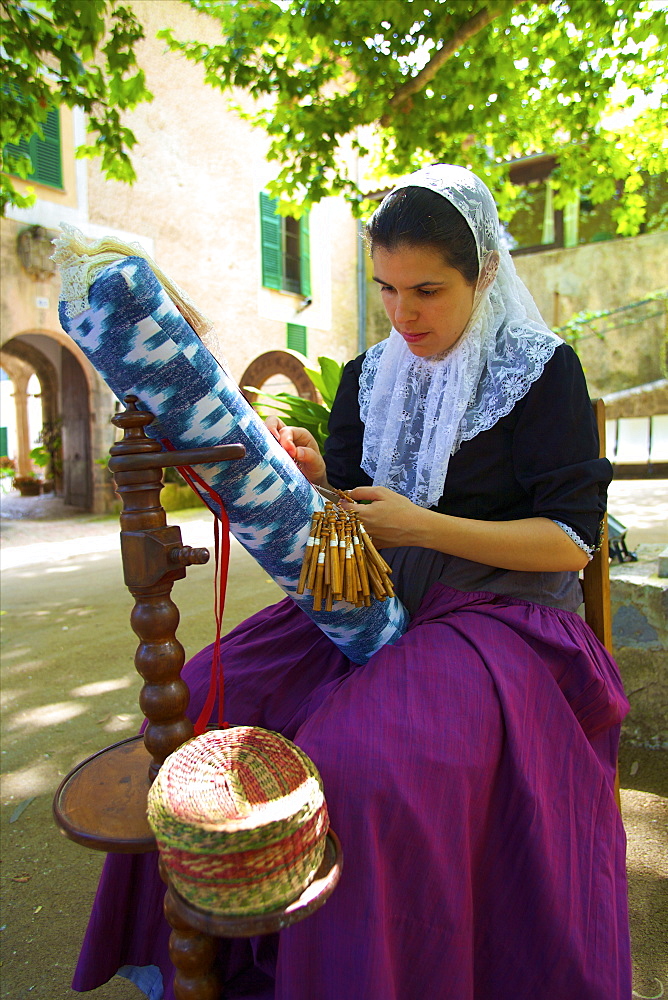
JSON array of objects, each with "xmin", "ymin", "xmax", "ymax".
[{"xmin": 359, "ymin": 164, "xmax": 561, "ymax": 507}]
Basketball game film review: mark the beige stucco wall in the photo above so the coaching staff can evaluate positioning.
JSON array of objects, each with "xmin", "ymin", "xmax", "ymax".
[
  {"xmin": 83, "ymin": 0, "xmax": 359, "ymax": 380},
  {"xmin": 2, "ymin": 0, "xmax": 361, "ymax": 379},
  {"xmin": 514, "ymin": 232, "xmax": 668, "ymax": 396}
]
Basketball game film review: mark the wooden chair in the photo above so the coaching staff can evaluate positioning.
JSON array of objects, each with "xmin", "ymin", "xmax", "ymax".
[
  {"xmin": 582, "ymin": 399, "xmax": 612, "ymax": 650},
  {"xmin": 581, "ymin": 398, "xmax": 621, "ymax": 808},
  {"xmin": 53, "ymin": 396, "xmax": 342, "ymax": 1000}
]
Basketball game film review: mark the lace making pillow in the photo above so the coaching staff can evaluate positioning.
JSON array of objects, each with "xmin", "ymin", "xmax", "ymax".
[{"xmin": 57, "ymin": 256, "xmax": 408, "ymax": 664}]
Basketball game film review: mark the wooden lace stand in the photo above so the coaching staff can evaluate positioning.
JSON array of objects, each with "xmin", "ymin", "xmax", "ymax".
[{"xmin": 53, "ymin": 396, "xmax": 342, "ymax": 999}]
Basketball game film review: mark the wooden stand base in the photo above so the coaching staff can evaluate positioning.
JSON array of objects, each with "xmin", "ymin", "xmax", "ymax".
[
  {"xmin": 53, "ymin": 735, "xmax": 155, "ymax": 853},
  {"xmin": 160, "ymin": 831, "xmax": 342, "ymax": 1000}
]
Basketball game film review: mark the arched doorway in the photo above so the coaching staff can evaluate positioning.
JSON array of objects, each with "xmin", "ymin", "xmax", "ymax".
[
  {"xmin": 0, "ymin": 355, "xmax": 39, "ymax": 478},
  {"xmin": 1, "ymin": 340, "xmax": 58, "ymax": 483},
  {"xmin": 239, "ymin": 350, "xmax": 319, "ymax": 404},
  {"xmin": 60, "ymin": 345, "xmax": 92, "ymax": 508},
  {"xmin": 1, "ymin": 335, "xmax": 93, "ymax": 509}
]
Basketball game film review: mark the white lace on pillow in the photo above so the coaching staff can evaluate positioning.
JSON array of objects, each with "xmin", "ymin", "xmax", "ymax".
[
  {"xmin": 51, "ymin": 224, "xmax": 226, "ymax": 364},
  {"xmin": 360, "ymin": 165, "xmax": 561, "ymax": 507}
]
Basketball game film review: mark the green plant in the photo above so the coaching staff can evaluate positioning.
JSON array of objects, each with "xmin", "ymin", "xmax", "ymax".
[
  {"xmin": 29, "ymin": 445, "xmax": 49, "ymax": 470},
  {"xmin": 163, "ymin": 466, "xmax": 187, "ymax": 485},
  {"xmin": 302, "ymin": 357, "xmax": 345, "ymax": 410},
  {"xmin": 37, "ymin": 420, "xmax": 62, "ymax": 479},
  {"xmin": 12, "ymin": 473, "xmax": 42, "ymax": 496},
  {"xmin": 247, "ymin": 356, "xmax": 344, "ymax": 455}
]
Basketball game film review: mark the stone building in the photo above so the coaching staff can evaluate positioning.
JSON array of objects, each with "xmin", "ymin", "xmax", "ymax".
[{"xmin": 1, "ymin": 0, "xmax": 361, "ymax": 512}]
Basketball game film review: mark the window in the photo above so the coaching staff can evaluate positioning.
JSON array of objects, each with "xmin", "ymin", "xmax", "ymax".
[
  {"xmin": 286, "ymin": 323, "xmax": 307, "ymax": 356},
  {"xmin": 4, "ymin": 107, "xmax": 63, "ymax": 190},
  {"xmin": 260, "ymin": 192, "xmax": 311, "ymax": 296},
  {"xmin": 506, "ymin": 181, "xmax": 563, "ymax": 252}
]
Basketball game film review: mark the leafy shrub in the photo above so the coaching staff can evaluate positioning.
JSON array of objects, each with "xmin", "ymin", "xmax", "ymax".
[{"xmin": 246, "ymin": 356, "xmax": 344, "ymax": 454}]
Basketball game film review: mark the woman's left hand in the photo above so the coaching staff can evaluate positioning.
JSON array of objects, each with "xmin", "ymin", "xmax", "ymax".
[{"xmin": 340, "ymin": 486, "xmax": 423, "ymax": 548}]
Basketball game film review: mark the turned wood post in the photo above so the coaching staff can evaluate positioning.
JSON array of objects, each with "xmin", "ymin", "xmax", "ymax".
[
  {"xmin": 160, "ymin": 858, "xmax": 222, "ymax": 1000},
  {"xmin": 110, "ymin": 397, "xmax": 203, "ymax": 777}
]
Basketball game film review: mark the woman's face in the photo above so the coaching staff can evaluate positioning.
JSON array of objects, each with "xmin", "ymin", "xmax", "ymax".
[{"xmin": 372, "ymin": 244, "xmax": 476, "ymax": 358}]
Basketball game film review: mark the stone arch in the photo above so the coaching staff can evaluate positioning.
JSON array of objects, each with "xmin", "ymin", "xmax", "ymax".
[
  {"xmin": 1, "ymin": 336, "xmax": 59, "ymax": 429},
  {"xmin": 1, "ymin": 333, "xmax": 94, "ymax": 508},
  {"xmin": 0, "ymin": 352, "xmax": 37, "ymax": 477},
  {"xmin": 1, "ymin": 337, "xmax": 60, "ymax": 481},
  {"xmin": 12, "ymin": 325, "xmax": 99, "ymax": 396},
  {"xmin": 239, "ymin": 350, "xmax": 319, "ymax": 404}
]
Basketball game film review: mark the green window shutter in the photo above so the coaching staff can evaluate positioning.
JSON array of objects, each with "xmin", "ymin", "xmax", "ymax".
[
  {"xmin": 299, "ymin": 211, "xmax": 311, "ymax": 297},
  {"xmin": 32, "ymin": 109, "xmax": 62, "ymax": 188},
  {"xmin": 4, "ymin": 136, "xmax": 31, "ymax": 175},
  {"xmin": 1, "ymin": 84, "xmax": 29, "ymax": 175},
  {"xmin": 260, "ymin": 192, "xmax": 282, "ymax": 290},
  {"xmin": 287, "ymin": 323, "xmax": 307, "ymax": 356},
  {"xmin": 4, "ymin": 109, "xmax": 62, "ymax": 189}
]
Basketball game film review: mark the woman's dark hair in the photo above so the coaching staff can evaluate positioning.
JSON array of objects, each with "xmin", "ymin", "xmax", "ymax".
[{"xmin": 365, "ymin": 187, "xmax": 479, "ymax": 285}]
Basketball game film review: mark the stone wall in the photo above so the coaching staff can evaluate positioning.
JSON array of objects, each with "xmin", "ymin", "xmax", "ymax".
[
  {"xmin": 611, "ymin": 546, "xmax": 668, "ymax": 747},
  {"xmin": 513, "ymin": 233, "xmax": 668, "ymax": 396},
  {"xmin": 602, "ymin": 379, "xmax": 668, "ymax": 420}
]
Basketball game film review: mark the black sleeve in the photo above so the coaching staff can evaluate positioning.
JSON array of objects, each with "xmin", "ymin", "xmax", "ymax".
[
  {"xmin": 512, "ymin": 343, "xmax": 612, "ymax": 550},
  {"xmin": 323, "ymin": 355, "xmax": 373, "ymax": 490}
]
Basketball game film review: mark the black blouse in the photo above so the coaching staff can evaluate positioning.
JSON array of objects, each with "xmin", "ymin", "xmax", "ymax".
[{"xmin": 324, "ymin": 341, "xmax": 612, "ymax": 553}]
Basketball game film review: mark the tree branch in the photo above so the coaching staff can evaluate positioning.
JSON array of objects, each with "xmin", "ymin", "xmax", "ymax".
[{"xmin": 380, "ymin": 1, "xmax": 534, "ymax": 126}]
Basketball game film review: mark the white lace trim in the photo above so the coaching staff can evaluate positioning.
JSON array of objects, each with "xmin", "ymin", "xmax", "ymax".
[
  {"xmin": 51, "ymin": 224, "xmax": 227, "ymax": 364},
  {"xmin": 552, "ymin": 521, "xmax": 594, "ymax": 560},
  {"xmin": 360, "ymin": 164, "xmax": 561, "ymax": 507}
]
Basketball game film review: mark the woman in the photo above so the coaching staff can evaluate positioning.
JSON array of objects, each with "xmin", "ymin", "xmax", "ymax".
[{"xmin": 73, "ymin": 165, "xmax": 630, "ymax": 1000}]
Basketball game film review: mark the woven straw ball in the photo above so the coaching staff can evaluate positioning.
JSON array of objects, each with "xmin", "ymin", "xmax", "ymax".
[{"xmin": 147, "ymin": 727, "xmax": 329, "ymax": 916}]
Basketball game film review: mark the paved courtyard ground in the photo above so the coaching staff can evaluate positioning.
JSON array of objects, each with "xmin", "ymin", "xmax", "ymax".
[{"xmin": 1, "ymin": 483, "xmax": 666, "ymax": 998}]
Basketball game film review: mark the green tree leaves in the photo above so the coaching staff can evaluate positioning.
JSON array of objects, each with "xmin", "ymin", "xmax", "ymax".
[
  {"xmin": 3, "ymin": 0, "xmax": 665, "ymax": 235},
  {"xmin": 167, "ymin": 0, "xmax": 667, "ymax": 233},
  {"xmin": 1, "ymin": 0, "xmax": 152, "ymax": 213}
]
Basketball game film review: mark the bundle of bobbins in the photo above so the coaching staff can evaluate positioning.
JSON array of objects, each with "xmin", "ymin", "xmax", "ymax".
[
  {"xmin": 147, "ymin": 728, "xmax": 330, "ymax": 916},
  {"xmin": 298, "ymin": 490, "xmax": 394, "ymax": 611}
]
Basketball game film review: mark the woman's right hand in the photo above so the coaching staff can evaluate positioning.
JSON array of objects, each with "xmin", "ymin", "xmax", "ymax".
[{"xmin": 265, "ymin": 415, "xmax": 328, "ymax": 487}]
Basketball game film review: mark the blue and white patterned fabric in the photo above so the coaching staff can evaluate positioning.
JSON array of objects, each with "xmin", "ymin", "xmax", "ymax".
[{"xmin": 58, "ymin": 257, "xmax": 409, "ymax": 664}]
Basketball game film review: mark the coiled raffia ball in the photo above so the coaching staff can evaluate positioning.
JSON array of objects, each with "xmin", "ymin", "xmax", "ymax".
[{"xmin": 147, "ymin": 727, "xmax": 329, "ymax": 915}]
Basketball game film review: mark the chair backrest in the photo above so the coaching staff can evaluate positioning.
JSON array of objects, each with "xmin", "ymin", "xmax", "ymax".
[
  {"xmin": 582, "ymin": 399, "xmax": 621, "ymax": 808},
  {"xmin": 581, "ymin": 399, "xmax": 613, "ymax": 653}
]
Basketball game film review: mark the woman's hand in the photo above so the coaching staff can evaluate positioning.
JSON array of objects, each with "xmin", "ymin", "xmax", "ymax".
[
  {"xmin": 341, "ymin": 486, "xmax": 423, "ymax": 548},
  {"xmin": 344, "ymin": 486, "xmax": 590, "ymax": 571},
  {"xmin": 265, "ymin": 415, "xmax": 328, "ymax": 487}
]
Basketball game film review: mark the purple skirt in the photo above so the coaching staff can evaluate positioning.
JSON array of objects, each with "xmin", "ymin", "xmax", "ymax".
[{"xmin": 72, "ymin": 584, "xmax": 631, "ymax": 1000}]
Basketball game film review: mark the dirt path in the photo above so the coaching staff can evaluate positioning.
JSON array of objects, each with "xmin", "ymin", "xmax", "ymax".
[{"xmin": 1, "ymin": 494, "xmax": 666, "ymax": 998}]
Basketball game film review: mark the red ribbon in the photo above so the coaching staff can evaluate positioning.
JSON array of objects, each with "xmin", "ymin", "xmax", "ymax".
[{"xmin": 161, "ymin": 440, "xmax": 230, "ymax": 734}]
